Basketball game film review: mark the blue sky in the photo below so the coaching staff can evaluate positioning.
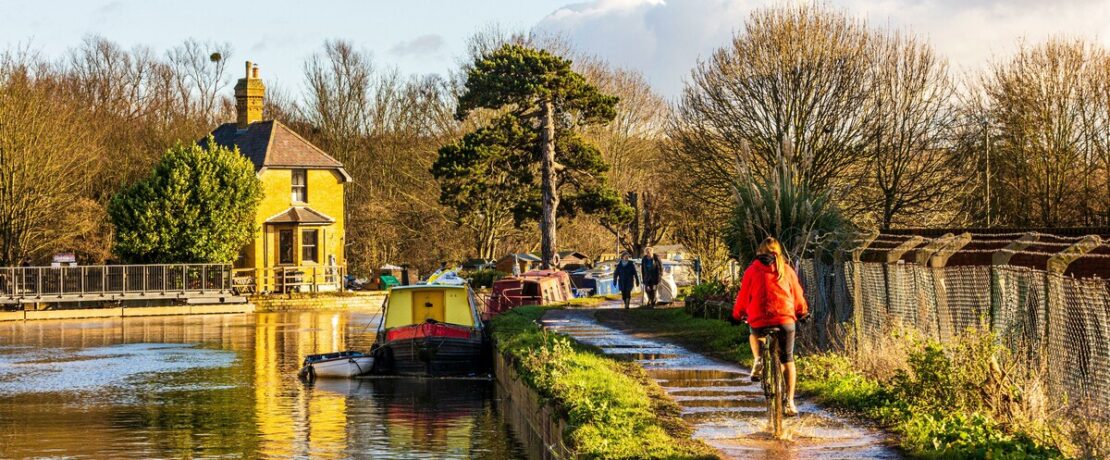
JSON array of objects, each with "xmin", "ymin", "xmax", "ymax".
[{"xmin": 3, "ymin": 1, "xmax": 1109, "ymax": 98}]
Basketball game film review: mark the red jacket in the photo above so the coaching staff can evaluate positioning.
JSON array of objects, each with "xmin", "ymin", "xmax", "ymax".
[{"xmin": 732, "ymin": 258, "xmax": 808, "ymax": 328}]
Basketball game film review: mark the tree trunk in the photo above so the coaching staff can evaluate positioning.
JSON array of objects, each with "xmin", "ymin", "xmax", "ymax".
[{"xmin": 540, "ymin": 100, "xmax": 559, "ymax": 269}]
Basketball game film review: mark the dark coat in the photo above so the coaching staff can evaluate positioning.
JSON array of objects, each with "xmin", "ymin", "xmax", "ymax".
[
  {"xmin": 613, "ymin": 260, "xmax": 640, "ymax": 293},
  {"xmin": 641, "ymin": 255, "xmax": 663, "ymax": 286}
]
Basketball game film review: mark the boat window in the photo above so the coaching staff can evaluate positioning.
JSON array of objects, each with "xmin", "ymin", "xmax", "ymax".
[
  {"xmin": 522, "ymin": 282, "xmax": 540, "ymax": 297},
  {"xmin": 279, "ymin": 230, "xmax": 294, "ymax": 264}
]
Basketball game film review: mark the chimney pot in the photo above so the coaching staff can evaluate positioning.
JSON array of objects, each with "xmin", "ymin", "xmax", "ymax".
[{"xmin": 235, "ymin": 60, "xmax": 265, "ymax": 129}]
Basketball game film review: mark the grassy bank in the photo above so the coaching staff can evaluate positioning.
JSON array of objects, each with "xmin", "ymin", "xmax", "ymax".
[
  {"xmin": 596, "ymin": 308, "xmax": 1103, "ymax": 459},
  {"xmin": 491, "ymin": 306, "xmax": 718, "ymax": 460}
]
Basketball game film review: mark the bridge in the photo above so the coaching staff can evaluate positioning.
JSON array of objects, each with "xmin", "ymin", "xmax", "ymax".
[{"xmin": 0, "ymin": 263, "xmax": 347, "ymax": 309}]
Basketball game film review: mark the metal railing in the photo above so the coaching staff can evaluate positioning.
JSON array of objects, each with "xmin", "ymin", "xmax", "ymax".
[
  {"xmin": 0, "ymin": 264, "xmax": 232, "ymax": 302},
  {"xmin": 231, "ymin": 265, "xmax": 346, "ymax": 295}
]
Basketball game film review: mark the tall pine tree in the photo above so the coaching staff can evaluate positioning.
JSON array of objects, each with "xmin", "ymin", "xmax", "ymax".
[{"xmin": 447, "ymin": 44, "xmax": 627, "ymax": 267}]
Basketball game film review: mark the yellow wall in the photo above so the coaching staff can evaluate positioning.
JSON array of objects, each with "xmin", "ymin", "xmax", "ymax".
[{"xmin": 241, "ymin": 168, "xmax": 346, "ymax": 275}]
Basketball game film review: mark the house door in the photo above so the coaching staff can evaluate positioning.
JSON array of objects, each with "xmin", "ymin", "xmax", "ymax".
[{"xmin": 411, "ymin": 290, "xmax": 445, "ymax": 323}]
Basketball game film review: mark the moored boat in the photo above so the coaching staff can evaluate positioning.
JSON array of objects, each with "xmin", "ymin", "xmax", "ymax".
[
  {"xmin": 298, "ymin": 350, "xmax": 374, "ymax": 379},
  {"xmin": 374, "ymin": 275, "xmax": 487, "ymax": 376},
  {"xmin": 486, "ymin": 269, "xmax": 576, "ymax": 318}
]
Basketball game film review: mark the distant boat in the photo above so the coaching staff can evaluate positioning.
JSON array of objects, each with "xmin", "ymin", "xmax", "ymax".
[
  {"xmin": 374, "ymin": 274, "xmax": 488, "ymax": 376},
  {"xmin": 486, "ymin": 269, "xmax": 576, "ymax": 318},
  {"xmin": 298, "ymin": 351, "xmax": 374, "ymax": 379}
]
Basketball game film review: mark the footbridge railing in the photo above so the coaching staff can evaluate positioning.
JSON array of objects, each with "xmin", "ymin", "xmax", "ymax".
[{"xmin": 0, "ymin": 264, "xmax": 232, "ymax": 304}]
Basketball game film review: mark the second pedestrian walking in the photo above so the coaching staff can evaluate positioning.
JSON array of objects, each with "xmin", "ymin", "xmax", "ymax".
[{"xmin": 640, "ymin": 246, "xmax": 663, "ymax": 307}]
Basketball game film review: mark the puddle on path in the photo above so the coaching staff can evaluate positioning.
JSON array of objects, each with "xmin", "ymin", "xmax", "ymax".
[{"xmin": 542, "ymin": 308, "xmax": 901, "ymax": 460}]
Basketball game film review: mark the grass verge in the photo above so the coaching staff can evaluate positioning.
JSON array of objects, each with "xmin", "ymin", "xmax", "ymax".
[
  {"xmin": 596, "ymin": 308, "xmax": 1094, "ymax": 459},
  {"xmin": 491, "ymin": 306, "xmax": 718, "ymax": 460}
]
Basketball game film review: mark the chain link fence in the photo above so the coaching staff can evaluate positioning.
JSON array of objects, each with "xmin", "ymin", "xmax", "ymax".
[{"xmin": 797, "ymin": 258, "xmax": 1110, "ymax": 414}]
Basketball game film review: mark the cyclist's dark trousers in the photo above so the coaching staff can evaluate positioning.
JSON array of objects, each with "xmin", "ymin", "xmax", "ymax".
[
  {"xmin": 644, "ymin": 284, "xmax": 657, "ymax": 304},
  {"xmin": 751, "ymin": 323, "xmax": 796, "ymax": 363}
]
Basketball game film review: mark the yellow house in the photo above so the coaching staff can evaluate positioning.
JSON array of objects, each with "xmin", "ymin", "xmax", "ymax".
[{"xmin": 203, "ymin": 61, "xmax": 350, "ymax": 292}]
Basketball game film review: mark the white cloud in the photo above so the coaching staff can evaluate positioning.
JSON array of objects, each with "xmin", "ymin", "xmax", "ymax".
[
  {"xmin": 390, "ymin": 34, "xmax": 446, "ymax": 58},
  {"xmin": 535, "ymin": 0, "xmax": 1110, "ymax": 98}
]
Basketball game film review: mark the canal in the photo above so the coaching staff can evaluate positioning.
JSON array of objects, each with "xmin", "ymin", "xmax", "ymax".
[{"xmin": 0, "ymin": 311, "xmax": 528, "ymax": 459}]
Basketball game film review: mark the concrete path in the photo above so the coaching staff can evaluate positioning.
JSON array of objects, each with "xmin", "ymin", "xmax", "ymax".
[{"xmin": 541, "ymin": 308, "xmax": 901, "ymax": 460}]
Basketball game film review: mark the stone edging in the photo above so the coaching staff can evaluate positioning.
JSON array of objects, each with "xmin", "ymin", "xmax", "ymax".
[{"xmin": 493, "ymin": 350, "xmax": 576, "ymax": 459}]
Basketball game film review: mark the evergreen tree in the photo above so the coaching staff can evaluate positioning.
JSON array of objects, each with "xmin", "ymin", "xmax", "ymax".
[
  {"xmin": 108, "ymin": 138, "xmax": 263, "ymax": 263},
  {"xmin": 448, "ymin": 44, "xmax": 626, "ymax": 267}
]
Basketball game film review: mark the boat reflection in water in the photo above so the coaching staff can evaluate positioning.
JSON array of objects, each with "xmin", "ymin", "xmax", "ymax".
[
  {"xmin": 0, "ymin": 310, "xmax": 525, "ymax": 459},
  {"xmin": 310, "ymin": 377, "xmax": 516, "ymax": 458}
]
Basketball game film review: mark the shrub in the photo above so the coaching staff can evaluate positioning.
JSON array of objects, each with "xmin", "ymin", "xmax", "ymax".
[
  {"xmin": 465, "ymin": 269, "xmax": 507, "ymax": 288},
  {"xmin": 723, "ymin": 164, "xmax": 847, "ymax": 263},
  {"xmin": 109, "ymin": 137, "xmax": 262, "ymax": 263}
]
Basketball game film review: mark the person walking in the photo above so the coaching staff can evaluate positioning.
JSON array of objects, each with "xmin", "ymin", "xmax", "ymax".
[
  {"xmin": 612, "ymin": 252, "xmax": 640, "ymax": 309},
  {"xmin": 732, "ymin": 237, "xmax": 809, "ymax": 417},
  {"xmin": 640, "ymin": 247, "xmax": 663, "ymax": 307}
]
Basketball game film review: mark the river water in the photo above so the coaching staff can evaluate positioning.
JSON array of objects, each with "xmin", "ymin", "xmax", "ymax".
[{"xmin": 0, "ymin": 311, "xmax": 527, "ymax": 459}]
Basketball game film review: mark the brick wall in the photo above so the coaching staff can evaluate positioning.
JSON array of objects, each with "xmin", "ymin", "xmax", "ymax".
[{"xmin": 252, "ymin": 291, "xmax": 386, "ymax": 312}]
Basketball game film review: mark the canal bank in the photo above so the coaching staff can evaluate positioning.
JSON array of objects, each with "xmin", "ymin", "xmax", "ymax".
[
  {"xmin": 490, "ymin": 306, "xmax": 719, "ymax": 459},
  {"xmin": 0, "ymin": 291, "xmax": 386, "ymax": 322}
]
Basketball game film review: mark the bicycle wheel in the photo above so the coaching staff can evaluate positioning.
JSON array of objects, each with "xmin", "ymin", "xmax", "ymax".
[{"xmin": 769, "ymin": 335, "xmax": 784, "ymax": 438}]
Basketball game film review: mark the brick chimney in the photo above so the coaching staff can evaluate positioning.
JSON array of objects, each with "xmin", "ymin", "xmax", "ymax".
[{"xmin": 234, "ymin": 61, "xmax": 265, "ymax": 129}]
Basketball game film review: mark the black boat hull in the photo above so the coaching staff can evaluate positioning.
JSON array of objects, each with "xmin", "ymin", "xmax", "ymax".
[{"xmin": 378, "ymin": 336, "xmax": 486, "ymax": 376}]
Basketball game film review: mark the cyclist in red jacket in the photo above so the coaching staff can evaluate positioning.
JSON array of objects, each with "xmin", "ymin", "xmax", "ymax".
[{"xmin": 732, "ymin": 237, "xmax": 809, "ymax": 416}]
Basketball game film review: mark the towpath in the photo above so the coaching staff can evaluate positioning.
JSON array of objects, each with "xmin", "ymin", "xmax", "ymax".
[{"xmin": 540, "ymin": 307, "xmax": 901, "ymax": 459}]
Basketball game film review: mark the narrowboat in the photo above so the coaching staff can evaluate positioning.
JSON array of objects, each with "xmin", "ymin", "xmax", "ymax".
[
  {"xmin": 374, "ymin": 277, "xmax": 487, "ymax": 376},
  {"xmin": 486, "ymin": 269, "xmax": 576, "ymax": 317}
]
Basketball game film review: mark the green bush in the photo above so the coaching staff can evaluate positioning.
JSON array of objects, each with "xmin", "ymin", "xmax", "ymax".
[
  {"xmin": 109, "ymin": 137, "xmax": 262, "ymax": 263},
  {"xmin": 682, "ymin": 280, "xmax": 733, "ymax": 318},
  {"xmin": 465, "ymin": 269, "xmax": 507, "ymax": 288},
  {"xmin": 491, "ymin": 307, "xmax": 716, "ymax": 459},
  {"xmin": 723, "ymin": 164, "xmax": 846, "ymax": 263}
]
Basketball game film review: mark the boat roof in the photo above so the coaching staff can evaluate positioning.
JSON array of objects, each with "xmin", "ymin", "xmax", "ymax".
[{"xmin": 388, "ymin": 284, "xmax": 468, "ymax": 291}]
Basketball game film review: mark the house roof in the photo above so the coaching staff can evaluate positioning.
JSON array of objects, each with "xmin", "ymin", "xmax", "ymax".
[
  {"xmin": 653, "ymin": 244, "xmax": 687, "ymax": 253},
  {"xmin": 265, "ymin": 206, "xmax": 336, "ymax": 225},
  {"xmin": 499, "ymin": 253, "xmax": 541, "ymax": 262},
  {"xmin": 202, "ymin": 120, "xmax": 351, "ymax": 181},
  {"xmin": 558, "ymin": 251, "xmax": 590, "ymax": 260}
]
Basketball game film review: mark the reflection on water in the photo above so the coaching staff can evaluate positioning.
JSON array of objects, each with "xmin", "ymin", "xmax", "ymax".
[{"xmin": 0, "ymin": 311, "xmax": 526, "ymax": 459}]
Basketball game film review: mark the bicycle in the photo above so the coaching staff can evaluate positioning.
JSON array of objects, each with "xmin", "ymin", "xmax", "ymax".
[{"xmin": 756, "ymin": 326, "xmax": 786, "ymax": 438}]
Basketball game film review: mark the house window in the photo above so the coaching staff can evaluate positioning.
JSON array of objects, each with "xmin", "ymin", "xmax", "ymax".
[
  {"xmin": 302, "ymin": 230, "xmax": 318, "ymax": 263},
  {"xmin": 292, "ymin": 169, "xmax": 307, "ymax": 202},
  {"xmin": 279, "ymin": 230, "xmax": 294, "ymax": 265}
]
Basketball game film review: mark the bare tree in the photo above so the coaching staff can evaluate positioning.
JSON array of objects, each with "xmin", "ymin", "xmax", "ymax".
[
  {"xmin": 980, "ymin": 39, "xmax": 1105, "ymax": 226},
  {"xmin": 0, "ymin": 64, "xmax": 100, "ymax": 264},
  {"xmin": 672, "ymin": 3, "xmax": 877, "ymax": 219},
  {"xmin": 577, "ymin": 61, "xmax": 672, "ymax": 256},
  {"xmin": 862, "ymin": 34, "xmax": 965, "ymax": 230},
  {"xmin": 165, "ymin": 38, "xmax": 233, "ymax": 125}
]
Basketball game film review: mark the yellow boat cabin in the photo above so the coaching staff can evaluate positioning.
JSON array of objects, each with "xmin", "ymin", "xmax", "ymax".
[{"xmin": 383, "ymin": 285, "xmax": 480, "ymax": 330}]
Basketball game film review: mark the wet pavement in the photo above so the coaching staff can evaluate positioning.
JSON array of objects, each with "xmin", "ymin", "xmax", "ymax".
[{"xmin": 541, "ymin": 307, "xmax": 901, "ymax": 460}]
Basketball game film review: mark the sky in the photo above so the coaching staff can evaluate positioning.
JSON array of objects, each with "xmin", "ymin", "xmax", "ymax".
[{"xmin": 2, "ymin": 0, "xmax": 1109, "ymax": 98}]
